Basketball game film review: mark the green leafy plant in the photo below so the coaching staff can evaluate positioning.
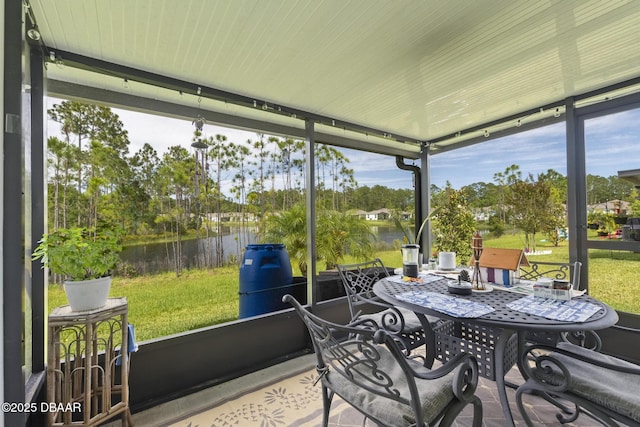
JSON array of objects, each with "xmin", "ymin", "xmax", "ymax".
[
  {"xmin": 588, "ymin": 211, "xmax": 616, "ymax": 234},
  {"xmin": 32, "ymin": 227, "xmax": 123, "ymax": 280},
  {"xmin": 431, "ymin": 186, "xmax": 476, "ymax": 263},
  {"xmin": 260, "ymin": 203, "xmax": 374, "ymax": 275},
  {"xmin": 393, "ymin": 207, "xmax": 441, "ymax": 245}
]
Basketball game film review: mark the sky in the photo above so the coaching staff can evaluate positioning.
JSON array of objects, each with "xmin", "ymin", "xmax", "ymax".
[
  {"xmin": 46, "ymin": 98, "xmax": 640, "ymax": 194},
  {"xmin": 431, "ymin": 109, "xmax": 640, "ymax": 188}
]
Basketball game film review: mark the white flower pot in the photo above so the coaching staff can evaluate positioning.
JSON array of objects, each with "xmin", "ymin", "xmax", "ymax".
[{"xmin": 63, "ymin": 276, "xmax": 112, "ymax": 312}]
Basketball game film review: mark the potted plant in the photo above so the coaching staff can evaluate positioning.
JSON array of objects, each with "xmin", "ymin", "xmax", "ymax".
[
  {"xmin": 32, "ymin": 227, "xmax": 123, "ymax": 311},
  {"xmin": 588, "ymin": 211, "xmax": 616, "ymax": 237},
  {"xmin": 394, "ymin": 208, "xmax": 439, "ymax": 245},
  {"xmin": 393, "ymin": 207, "xmax": 441, "ymax": 265}
]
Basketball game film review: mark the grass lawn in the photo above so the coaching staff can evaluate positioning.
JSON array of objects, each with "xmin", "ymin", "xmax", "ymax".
[
  {"xmin": 48, "ymin": 231, "xmax": 640, "ymax": 341},
  {"xmin": 48, "ymin": 268, "xmax": 240, "ymax": 342}
]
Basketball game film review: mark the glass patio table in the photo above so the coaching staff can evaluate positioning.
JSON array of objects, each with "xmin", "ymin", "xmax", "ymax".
[{"xmin": 373, "ymin": 274, "xmax": 619, "ymax": 427}]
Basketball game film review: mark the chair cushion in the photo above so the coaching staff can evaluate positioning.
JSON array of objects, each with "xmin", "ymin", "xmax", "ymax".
[
  {"xmin": 551, "ymin": 342, "xmax": 640, "ymax": 422},
  {"xmin": 325, "ymin": 349, "xmax": 457, "ymax": 426},
  {"xmin": 360, "ymin": 307, "xmax": 438, "ymax": 333}
]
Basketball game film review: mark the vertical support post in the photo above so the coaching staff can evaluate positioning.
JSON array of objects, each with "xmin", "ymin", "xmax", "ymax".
[
  {"xmin": 31, "ymin": 46, "xmax": 46, "ymax": 374},
  {"xmin": 565, "ymin": 97, "xmax": 588, "ymax": 291},
  {"xmin": 420, "ymin": 143, "xmax": 432, "ymax": 258},
  {"xmin": 3, "ymin": 1, "xmax": 27, "ymax": 425},
  {"xmin": 304, "ymin": 119, "xmax": 317, "ymax": 305}
]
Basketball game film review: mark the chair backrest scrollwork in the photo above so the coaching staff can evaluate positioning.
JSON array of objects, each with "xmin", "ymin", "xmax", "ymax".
[
  {"xmin": 336, "ymin": 258, "xmax": 391, "ymax": 318},
  {"xmin": 520, "ymin": 261, "xmax": 582, "ymax": 290},
  {"xmin": 283, "ymin": 294, "xmax": 482, "ymax": 427},
  {"xmin": 284, "ymin": 294, "xmax": 415, "ymax": 404}
]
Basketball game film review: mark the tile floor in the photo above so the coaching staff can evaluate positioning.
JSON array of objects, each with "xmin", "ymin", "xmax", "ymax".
[{"xmin": 114, "ymin": 353, "xmax": 610, "ymax": 427}]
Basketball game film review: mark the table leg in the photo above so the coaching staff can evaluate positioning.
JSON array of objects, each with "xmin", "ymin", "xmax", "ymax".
[
  {"xmin": 516, "ymin": 331, "xmax": 529, "ymax": 381},
  {"xmin": 414, "ymin": 313, "xmax": 436, "ymax": 368},
  {"xmin": 494, "ymin": 328, "xmax": 517, "ymax": 427}
]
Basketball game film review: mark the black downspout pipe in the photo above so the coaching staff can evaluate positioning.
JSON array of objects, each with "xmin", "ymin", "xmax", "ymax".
[{"xmin": 396, "ymin": 156, "xmax": 422, "ymax": 239}]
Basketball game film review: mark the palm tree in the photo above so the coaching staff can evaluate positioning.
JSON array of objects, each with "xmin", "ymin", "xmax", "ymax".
[
  {"xmin": 261, "ymin": 204, "xmax": 307, "ymax": 274},
  {"xmin": 316, "ymin": 210, "xmax": 375, "ymax": 270},
  {"xmin": 261, "ymin": 203, "xmax": 374, "ymax": 275}
]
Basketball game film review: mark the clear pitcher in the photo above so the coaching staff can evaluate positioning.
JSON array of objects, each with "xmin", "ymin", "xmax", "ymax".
[{"xmin": 401, "ymin": 244, "xmax": 420, "ymax": 277}]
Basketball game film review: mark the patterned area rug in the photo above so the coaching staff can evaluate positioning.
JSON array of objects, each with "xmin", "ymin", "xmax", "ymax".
[
  {"xmin": 141, "ymin": 358, "xmax": 598, "ymax": 427},
  {"xmin": 159, "ymin": 368, "xmax": 356, "ymax": 427}
]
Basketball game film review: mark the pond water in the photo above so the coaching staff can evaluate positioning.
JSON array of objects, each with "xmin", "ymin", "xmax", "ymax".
[{"xmin": 120, "ymin": 225, "xmax": 405, "ymax": 274}]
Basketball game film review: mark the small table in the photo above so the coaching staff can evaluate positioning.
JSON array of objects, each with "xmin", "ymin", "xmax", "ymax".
[
  {"xmin": 47, "ymin": 298, "xmax": 131, "ymax": 426},
  {"xmin": 373, "ymin": 275, "xmax": 618, "ymax": 427}
]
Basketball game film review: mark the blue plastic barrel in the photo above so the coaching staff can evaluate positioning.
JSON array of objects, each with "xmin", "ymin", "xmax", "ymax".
[{"xmin": 239, "ymin": 244, "xmax": 295, "ymax": 318}]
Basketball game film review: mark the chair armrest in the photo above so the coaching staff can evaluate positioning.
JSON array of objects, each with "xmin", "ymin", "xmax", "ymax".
[
  {"xmin": 555, "ymin": 342, "xmax": 640, "ymax": 374},
  {"xmin": 411, "ymin": 351, "xmax": 477, "ymax": 378},
  {"xmin": 373, "ymin": 329, "xmax": 480, "ymax": 403},
  {"xmin": 416, "ymin": 352, "xmax": 480, "ymax": 403},
  {"xmin": 560, "ymin": 330, "xmax": 602, "ymax": 350},
  {"xmin": 521, "ymin": 343, "xmax": 640, "ymax": 393},
  {"xmin": 346, "ymin": 316, "xmax": 380, "ymax": 330},
  {"xmin": 351, "ymin": 292, "xmax": 391, "ymax": 310},
  {"xmin": 352, "ymin": 295, "xmax": 408, "ymax": 331}
]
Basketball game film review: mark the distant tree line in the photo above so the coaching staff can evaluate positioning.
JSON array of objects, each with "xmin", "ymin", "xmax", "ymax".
[
  {"xmin": 460, "ymin": 169, "xmax": 633, "ymax": 212},
  {"xmin": 46, "ymin": 101, "xmax": 637, "ymax": 271},
  {"xmin": 46, "ymin": 101, "xmax": 419, "ymax": 272},
  {"xmin": 46, "ymin": 102, "xmax": 415, "ymax": 233}
]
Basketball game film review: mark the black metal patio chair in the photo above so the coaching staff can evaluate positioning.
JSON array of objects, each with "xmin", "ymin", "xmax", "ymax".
[
  {"xmin": 516, "ymin": 341, "xmax": 640, "ymax": 426},
  {"xmin": 520, "ymin": 261, "xmax": 602, "ymax": 348},
  {"xmin": 519, "ymin": 261, "xmax": 582, "ymax": 288},
  {"xmin": 336, "ymin": 258, "xmax": 442, "ymax": 363},
  {"xmin": 283, "ymin": 294, "xmax": 482, "ymax": 427}
]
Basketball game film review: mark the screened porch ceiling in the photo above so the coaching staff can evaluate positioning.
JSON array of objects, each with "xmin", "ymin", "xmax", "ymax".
[{"xmin": 28, "ymin": 0, "xmax": 640, "ymax": 158}]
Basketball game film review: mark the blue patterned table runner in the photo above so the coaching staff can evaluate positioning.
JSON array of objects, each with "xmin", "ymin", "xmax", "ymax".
[
  {"xmin": 506, "ymin": 295, "xmax": 600, "ymax": 322},
  {"xmin": 395, "ymin": 291, "xmax": 495, "ymax": 318}
]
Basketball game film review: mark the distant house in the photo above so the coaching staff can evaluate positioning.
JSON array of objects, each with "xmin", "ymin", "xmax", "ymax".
[
  {"xmin": 587, "ymin": 200, "xmax": 630, "ymax": 214},
  {"xmin": 399, "ymin": 211, "xmax": 413, "ymax": 221},
  {"xmin": 473, "ymin": 207, "xmax": 493, "ymax": 221},
  {"xmin": 207, "ymin": 212, "xmax": 256, "ymax": 223},
  {"xmin": 350, "ymin": 209, "xmax": 367, "ymax": 219},
  {"xmin": 365, "ymin": 208, "xmax": 391, "ymax": 221}
]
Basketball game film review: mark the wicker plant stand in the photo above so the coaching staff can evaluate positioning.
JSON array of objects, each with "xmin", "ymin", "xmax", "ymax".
[{"xmin": 47, "ymin": 297, "xmax": 132, "ymax": 426}]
